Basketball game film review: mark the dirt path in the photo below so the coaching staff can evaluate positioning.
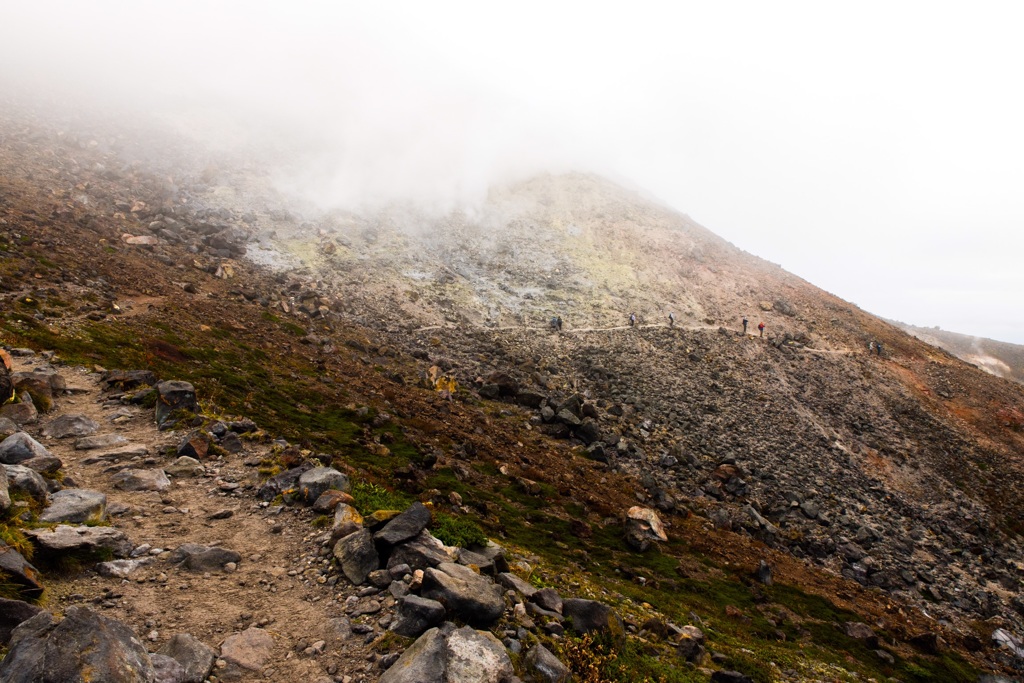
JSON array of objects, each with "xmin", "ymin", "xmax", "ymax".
[{"xmin": 17, "ymin": 355, "xmax": 380, "ymax": 683}]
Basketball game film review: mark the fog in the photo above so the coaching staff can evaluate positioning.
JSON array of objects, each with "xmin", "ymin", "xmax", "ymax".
[{"xmin": 2, "ymin": 1, "xmax": 1023, "ymax": 343}]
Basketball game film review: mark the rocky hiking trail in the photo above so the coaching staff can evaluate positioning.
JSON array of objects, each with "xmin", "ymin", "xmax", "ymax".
[{"xmin": 2, "ymin": 353, "xmax": 379, "ymax": 682}]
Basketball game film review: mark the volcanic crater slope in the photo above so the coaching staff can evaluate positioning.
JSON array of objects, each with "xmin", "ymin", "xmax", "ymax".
[{"xmin": 0, "ymin": 101, "xmax": 1023, "ymax": 681}]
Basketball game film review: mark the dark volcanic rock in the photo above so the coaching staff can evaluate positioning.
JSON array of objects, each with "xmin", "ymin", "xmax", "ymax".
[
  {"xmin": 0, "ymin": 606, "xmax": 156, "ymax": 683},
  {"xmin": 524, "ymin": 643, "xmax": 571, "ymax": 683},
  {"xmin": 333, "ymin": 529, "xmax": 379, "ymax": 585},
  {"xmin": 0, "ymin": 597, "xmax": 42, "ymax": 646},
  {"xmin": 158, "ymin": 633, "xmax": 216, "ymax": 683},
  {"xmin": 385, "ymin": 529, "xmax": 451, "ymax": 571},
  {"xmin": 562, "ymin": 598, "xmax": 625, "ymax": 646},
  {"xmin": 155, "ymin": 380, "xmax": 199, "ymax": 428},
  {"xmin": 0, "ymin": 540, "xmax": 43, "ymax": 598},
  {"xmin": 0, "ymin": 432, "xmax": 51, "ymax": 464},
  {"xmin": 375, "ymin": 502, "xmax": 431, "ymax": 547},
  {"xmin": 390, "ymin": 595, "xmax": 446, "ymax": 637},
  {"xmin": 420, "ymin": 562, "xmax": 505, "ymax": 627},
  {"xmin": 169, "ymin": 543, "xmax": 241, "ymax": 572}
]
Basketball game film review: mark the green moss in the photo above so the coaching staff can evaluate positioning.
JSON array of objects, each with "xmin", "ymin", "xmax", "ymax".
[
  {"xmin": 351, "ymin": 481, "xmax": 412, "ymax": 515},
  {"xmin": 432, "ymin": 512, "xmax": 488, "ymax": 548}
]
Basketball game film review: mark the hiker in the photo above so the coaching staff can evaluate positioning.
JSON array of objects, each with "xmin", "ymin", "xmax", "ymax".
[
  {"xmin": 741, "ymin": 317, "xmax": 748, "ymax": 335},
  {"xmin": 556, "ymin": 316, "xmax": 563, "ymax": 331},
  {"xmin": 668, "ymin": 312, "xmax": 675, "ymax": 327},
  {"xmin": 549, "ymin": 316, "xmax": 560, "ymax": 332},
  {"xmin": 629, "ymin": 312, "xmax": 636, "ymax": 327},
  {"xmin": 876, "ymin": 340, "xmax": 883, "ymax": 356},
  {"xmin": 868, "ymin": 341, "xmax": 875, "ymax": 354},
  {"xmin": 758, "ymin": 321, "xmax": 765, "ymax": 337}
]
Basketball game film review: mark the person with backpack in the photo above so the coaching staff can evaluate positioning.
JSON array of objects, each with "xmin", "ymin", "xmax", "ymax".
[
  {"xmin": 758, "ymin": 321, "xmax": 765, "ymax": 337},
  {"xmin": 876, "ymin": 340, "xmax": 883, "ymax": 356},
  {"xmin": 741, "ymin": 317, "xmax": 749, "ymax": 335},
  {"xmin": 668, "ymin": 312, "xmax": 675, "ymax": 328},
  {"xmin": 556, "ymin": 316, "xmax": 563, "ymax": 331},
  {"xmin": 629, "ymin": 312, "xmax": 636, "ymax": 327}
]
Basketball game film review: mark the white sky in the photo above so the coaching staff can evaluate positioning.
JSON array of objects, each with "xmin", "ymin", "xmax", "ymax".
[{"xmin": 2, "ymin": 1, "xmax": 1022, "ymax": 342}]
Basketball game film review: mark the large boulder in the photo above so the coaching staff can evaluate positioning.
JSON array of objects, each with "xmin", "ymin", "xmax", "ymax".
[
  {"xmin": 0, "ymin": 540, "xmax": 43, "ymax": 598},
  {"xmin": 0, "ymin": 606, "xmax": 156, "ymax": 683},
  {"xmin": 168, "ymin": 543, "xmax": 241, "ymax": 572},
  {"xmin": 624, "ymin": 506, "xmax": 668, "ymax": 551},
  {"xmin": 4, "ymin": 464, "xmax": 49, "ymax": 502},
  {"xmin": 375, "ymin": 502, "xmax": 431, "ymax": 547},
  {"xmin": 386, "ymin": 529, "xmax": 452, "ymax": 571},
  {"xmin": 333, "ymin": 529, "xmax": 379, "ymax": 585},
  {"xmin": 331, "ymin": 502, "xmax": 364, "ymax": 541},
  {"xmin": 26, "ymin": 525, "xmax": 133, "ymax": 559},
  {"xmin": 41, "ymin": 414, "xmax": 99, "ymax": 438},
  {"xmin": 420, "ymin": 562, "xmax": 505, "ymax": 627},
  {"xmin": 39, "ymin": 489, "xmax": 106, "ymax": 524},
  {"xmin": 0, "ymin": 432, "xmax": 51, "ymax": 465},
  {"xmin": 380, "ymin": 623, "xmax": 514, "ymax": 683},
  {"xmin": 112, "ymin": 468, "xmax": 171, "ymax": 492},
  {"xmin": 297, "ymin": 466, "xmax": 349, "ymax": 505},
  {"xmin": 562, "ymin": 598, "xmax": 625, "ymax": 647},
  {"xmin": 155, "ymin": 381, "xmax": 199, "ymax": 428},
  {"xmin": 390, "ymin": 595, "xmax": 446, "ymax": 637},
  {"xmin": 158, "ymin": 633, "xmax": 216, "ymax": 683},
  {"xmin": 0, "ymin": 597, "xmax": 43, "ymax": 646},
  {"xmin": 11, "ymin": 373, "xmax": 54, "ymax": 412}
]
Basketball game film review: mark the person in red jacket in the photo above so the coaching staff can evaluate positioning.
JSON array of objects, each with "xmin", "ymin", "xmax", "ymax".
[{"xmin": 758, "ymin": 321, "xmax": 765, "ymax": 337}]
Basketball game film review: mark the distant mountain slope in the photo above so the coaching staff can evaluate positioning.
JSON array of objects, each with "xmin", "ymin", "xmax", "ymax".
[{"xmin": 894, "ymin": 322, "xmax": 1024, "ymax": 385}]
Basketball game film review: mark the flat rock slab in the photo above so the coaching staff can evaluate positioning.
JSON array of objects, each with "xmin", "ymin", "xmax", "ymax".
[
  {"xmin": 0, "ymin": 432, "xmax": 51, "ymax": 464},
  {"xmin": 375, "ymin": 502, "xmax": 431, "ymax": 547},
  {"xmin": 75, "ymin": 433, "xmax": 129, "ymax": 450},
  {"xmin": 41, "ymin": 414, "xmax": 99, "ymax": 438},
  {"xmin": 20, "ymin": 455, "xmax": 62, "ymax": 475},
  {"xmin": 169, "ymin": 543, "xmax": 241, "ymax": 572},
  {"xmin": 27, "ymin": 524, "xmax": 132, "ymax": 558},
  {"xmin": 39, "ymin": 488, "xmax": 107, "ymax": 524},
  {"xmin": 385, "ymin": 529, "xmax": 452, "ymax": 571},
  {"xmin": 0, "ymin": 606, "xmax": 156, "ymax": 683},
  {"xmin": 220, "ymin": 627, "xmax": 274, "ymax": 671},
  {"xmin": 81, "ymin": 444, "xmax": 149, "ymax": 464},
  {"xmin": 112, "ymin": 468, "xmax": 170, "ymax": 492}
]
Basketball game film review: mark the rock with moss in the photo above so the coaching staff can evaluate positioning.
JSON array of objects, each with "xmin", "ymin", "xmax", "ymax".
[
  {"xmin": 155, "ymin": 380, "xmax": 199, "ymax": 429},
  {"xmin": 11, "ymin": 373, "xmax": 54, "ymax": 413},
  {"xmin": 0, "ymin": 606, "xmax": 156, "ymax": 683},
  {"xmin": 0, "ymin": 540, "xmax": 44, "ymax": 599},
  {"xmin": 524, "ymin": 643, "xmax": 571, "ymax": 682},
  {"xmin": 375, "ymin": 502, "xmax": 431, "ymax": 546},
  {"xmin": 562, "ymin": 598, "xmax": 625, "ymax": 648},
  {"xmin": 39, "ymin": 488, "xmax": 106, "ymax": 524},
  {"xmin": 3, "ymin": 464, "xmax": 49, "ymax": 503},
  {"xmin": 0, "ymin": 392, "xmax": 38, "ymax": 426}
]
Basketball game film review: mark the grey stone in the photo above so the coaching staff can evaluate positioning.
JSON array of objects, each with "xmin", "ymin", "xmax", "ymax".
[
  {"xmin": 378, "ymin": 624, "xmax": 449, "ymax": 683},
  {"xmin": 112, "ymin": 468, "xmax": 171, "ymax": 492},
  {"xmin": 0, "ymin": 541, "xmax": 43, "ymax": 599},
  {"xmin": 0, "ymin": 606, "xmax": 156, "ymax": 683},
  {"xmin": 39, "ymin": 488, "xmax": 106, "ymax": 524},
  {"xmin": 0, "ymin": 597, "xmax": 43, "ymax": 646},
  {"xmin": 497, "ymin": 572, "xmax": 537, "ymax": 599},
  {"xmin": 562, "ymin": 598, "xmax": 625, "ymax": 646},
  {"xmin": 297, "ymin": 466, "xmax": 349, "ymax": 505},
  {"xmin": 41, "ymin": 414, "xmax": 99, "ymax": 438},
  {"xmin": 524, "ymin": 644, "xmax": 571, "ymax": 682},
  {"xmin": 20, "ymin": 455, "xmax": 62, "ymax": 476},
  {"xmin": 75, "ymin": 433, "xmax": 128, "ymax": 450},
  {"xmin": 375, "ymin": 502, "xmax": 431, "ymax": 547},
  {"xmin": 333, "ymin": 529, "xmax": 379, "ymax": 585},
  {"xmin": 169, "ymin": 543, "xmax": 241, "ymax": 572},
  {"xmin": 0, "ymin": 464, "xmax": 8, "ymax": 512},
  {"xmin": 158, "ymin": 633, "xmax": 216, "ymax": 683},
  {"xmin": 97, "ymin": 559, "xmax": 150, "ymax": 578},
  {"xmin": 0, "ymin": 417, "xmax": 18, "ymax": 437},
  {"xmin": 164, "ymin": 456, "xmax": 204, "ymax": 478},
  {"xmin": 385, "ymin": 529, "xmax": 451, "ymax": 571},
  {"xmin": 390, "ymin": 595, "xmax": 446, "ymax": 637},
  {"xmin": 445, "ymin": 625, "xmax": 515, "ymax": 683},
  {"xmin": 531, "ymin": 588, "xmax": 563, "ymax": 614},
  {"xmin": 4, "ymin": 464, "xmax": 48, "ymax": 502},
  {"xmin": 151, "ymin": 653, "xmax": 186, "ymax": 683},
  {"xmin": 82, "ymin": 444, "xmax": 149, "ymax": 464},
  {"xmin": 155, "ymin": 381, "xmax": 199, "ymax": 428},
  {"xmin": 27, "ymin": 525, "xmax": 133, "ymax": 559},
  {"xmin": 220, "ymin": 627, "xmax": 274, "ymax": 671},
  {"xmin": 0, "ymin": 432, "xmax": 51, "ymax": 464},
  {"xmin": 842, "ymin": 622, "xmax": 878, "ymax": 647},
  {"xmin": 420, "ymin": 562, "xmax": 505, "ymax": 627}
]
